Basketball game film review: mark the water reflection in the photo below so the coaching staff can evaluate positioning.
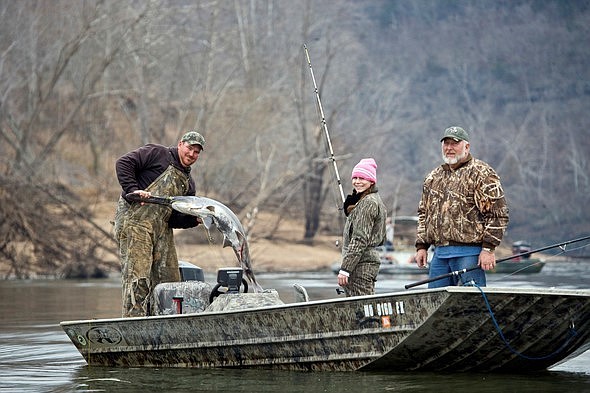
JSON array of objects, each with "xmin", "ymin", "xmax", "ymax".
[{"xmin": 64, "ymin": 365, "xmax": 590, "ymax": 393}]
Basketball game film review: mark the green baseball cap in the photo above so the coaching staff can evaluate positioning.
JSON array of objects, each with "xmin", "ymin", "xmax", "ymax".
[
  {"xmin": 181, "ymin": 131, "xmax": 205, "ymax": 150},
  {"xmin": 441, "ymin": 126, "xmax": 469, "ymax": 142}
]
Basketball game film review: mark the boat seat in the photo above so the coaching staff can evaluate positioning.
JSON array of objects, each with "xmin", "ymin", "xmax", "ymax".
[
  {"xmin": 151, "ymin": 281, "xmax": 213, "ymax": 315},
  {"xmin": 205, "ymin": 290, "xmax": 284, "ymax": 312}
]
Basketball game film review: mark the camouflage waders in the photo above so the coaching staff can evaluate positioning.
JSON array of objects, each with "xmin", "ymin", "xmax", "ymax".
[
  {"xmin": 344, "ymin": 257, "xmax": 380, "ymax": 297},
  {"xmin": 115, "ymin": 165, "xmax": 190, "ymax": 317}
]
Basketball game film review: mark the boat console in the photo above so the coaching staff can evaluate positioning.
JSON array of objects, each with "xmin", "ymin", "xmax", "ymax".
[
  {"xmin": 152, "ymin": 262, "xmax": 282, "ymax": 316},
  {"xmin": 209, "ymin": 267, "xmax": 249, "ymax": 303}
]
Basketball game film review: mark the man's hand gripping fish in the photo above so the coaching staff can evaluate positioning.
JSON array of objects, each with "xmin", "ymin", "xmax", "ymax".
[{"xmin": 125, "ymin": 193, "xmax": 263, "ymax": 292}]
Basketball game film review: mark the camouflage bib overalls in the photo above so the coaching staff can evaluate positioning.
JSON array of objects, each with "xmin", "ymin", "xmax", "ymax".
[{"xmin": 116, "ymin": 164, "xmax": 190, "ymax": 317}]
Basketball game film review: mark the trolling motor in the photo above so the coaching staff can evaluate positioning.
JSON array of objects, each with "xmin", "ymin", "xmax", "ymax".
[{"xmin": 209, "ymin": 267, "xmax": 249, "ymax": 304}]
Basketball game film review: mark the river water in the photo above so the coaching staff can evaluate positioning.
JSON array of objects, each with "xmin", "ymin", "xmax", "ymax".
[{"xmin": 1, "ymin": 259, "xmax": 589, "ymax": 393}]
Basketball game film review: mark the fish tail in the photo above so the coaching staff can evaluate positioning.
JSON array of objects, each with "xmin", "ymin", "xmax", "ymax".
[{"xmin": 244, "ymin": 269, "xmax": 263, "ymax": 293}]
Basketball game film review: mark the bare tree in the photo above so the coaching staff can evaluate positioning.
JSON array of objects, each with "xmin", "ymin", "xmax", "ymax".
[
  {"xmin": 0, "ymin": 1, "xmax": 153, "ymax": 277},
  {"xmin": 1, "ymin": 0, "xmax": 589, "ymax": 278}
]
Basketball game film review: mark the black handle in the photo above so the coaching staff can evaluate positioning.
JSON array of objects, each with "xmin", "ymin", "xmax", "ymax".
[{"xmin": 125, "ymin": 193, "xmax": 172, "ymax": 205}]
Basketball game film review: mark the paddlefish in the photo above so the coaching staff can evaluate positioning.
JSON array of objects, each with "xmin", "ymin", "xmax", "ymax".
[{"xmin": 125, "ymin": 193, "xmax": 263, "ymax": 292}]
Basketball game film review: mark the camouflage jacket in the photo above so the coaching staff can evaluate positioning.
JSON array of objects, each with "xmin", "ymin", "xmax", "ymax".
[
  {"xmin": 340, "ymin": 188, "xmax": 387, "ymax": 273},
  {"xmin": 415, "ymin": 154, "xmax": 509, "ymax": 251}
]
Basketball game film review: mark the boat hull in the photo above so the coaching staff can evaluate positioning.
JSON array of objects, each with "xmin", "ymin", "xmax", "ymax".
[
  {"xmin": 491, "ymin": 259, "xmax": 545, "ymax": 274},
  {"xmin": 61, "ymin": 287, "xmax": 590, "ymax": 372}
]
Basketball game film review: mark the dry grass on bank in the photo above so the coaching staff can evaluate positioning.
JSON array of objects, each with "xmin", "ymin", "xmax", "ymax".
[{"xmin": 175, "ymin": 210, "xmax": 342, "ymax": 273}]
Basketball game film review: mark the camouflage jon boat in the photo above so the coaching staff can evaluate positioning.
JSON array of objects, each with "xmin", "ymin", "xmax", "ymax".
[{"xmin": 60, "ymin": 275, "xmax": 590, "ymax": 372}]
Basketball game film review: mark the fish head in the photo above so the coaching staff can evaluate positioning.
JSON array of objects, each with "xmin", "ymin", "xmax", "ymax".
[
  {"xmin": 170, "ymin": 199, "xmax": 211, "ymax": 221},
  {"xmin": 171, "ymin": 196, "xmax": 249, "ymax": 252}
]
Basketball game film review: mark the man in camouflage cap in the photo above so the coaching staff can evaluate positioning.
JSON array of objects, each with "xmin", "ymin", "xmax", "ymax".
[
  {"xmin": 440, "ymin": 125, "xmax": 469, "ymax": 142},
  {"xmin": 181, "ymin": 131, "xmax": 206, "ymax": 150},
  {"xmin": 414, "ymin": 126, "xmax": 509, "ymax": 288},
  {"xmin": 114, "ymin": 131, "xmax": 205, "ymax": 317}
]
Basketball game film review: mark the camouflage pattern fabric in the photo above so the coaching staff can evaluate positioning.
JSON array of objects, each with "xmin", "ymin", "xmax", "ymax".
[
  {"xmin": 340, "ymin": 189, "xmax": 387, "ymax": 297},
  {"xmin": 113, "ymin": 196, "xmax": 130, "ymax": 241},
  {"xmin": 205, "ymin": 290, "xmax": 284, "ymax": 312},
  {"xmin": 151, "ymin": 281, "xmax": 212, "ymax": 315},
  {"xmin": 117, "ymin": 165, "xmax": 190, "ymax": 317},
  {"xmin": 344, "ymin": 262, "xmax": 381, "ymax": 297},
  {"xmin": 416, "ymin": 155, "xmax": 509, "ymax": 249}
]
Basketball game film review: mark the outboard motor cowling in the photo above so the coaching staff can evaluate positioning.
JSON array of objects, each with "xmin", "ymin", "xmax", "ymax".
[{"xmin": 178, "ymin": 260, "xmax": 205, "ymax": 282}]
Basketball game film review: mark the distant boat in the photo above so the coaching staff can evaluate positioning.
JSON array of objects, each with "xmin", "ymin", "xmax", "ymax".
[
  {"xmin": 491, "ymin": 241, "xmax": 545, "ymax": 274},
  {"xmin": 376, "ymin": 245, "xmax": 428, "ymax": 275},
  {"xmin": 491, "ymin": 258, "xmax": 545, "ymax": 274},
  {"xmin": 332, "ymin": 216, "xmax": 429, "ymax": 275},
  {"xmin": 380, "ymin": 216, "xmax": 430, "ymax": 274},
  {"xmin": 330, "ymin": 245, "xmax": 428, "ymax": 276},
  {"xmin": 331, "ymin": 250, "xmax": 428, "ymax": 276}
]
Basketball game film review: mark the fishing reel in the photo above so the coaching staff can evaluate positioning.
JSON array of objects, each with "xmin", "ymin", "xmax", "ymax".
[{"xmin": 209, "ymin": 267, "xmax": 249, "ymax": 304}]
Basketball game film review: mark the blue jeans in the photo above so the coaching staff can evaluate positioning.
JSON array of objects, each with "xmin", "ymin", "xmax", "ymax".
[{"xmin": 427, "ymin": 254, "xmax": 486, "ymax": 288}]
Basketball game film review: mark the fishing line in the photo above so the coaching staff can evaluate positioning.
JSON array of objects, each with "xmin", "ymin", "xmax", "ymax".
[
  {"xmin": 469, "ymin": 282, "xmax": 578, "ymax": 361},
  {"xmin": 489, "ymin": 240, "xmax": 590, "ymax": 281},
  {"xmin": 490, "ymin": 262, "xmax": 543, "ymax": 277},
  {"xmin": 550, "ymin": 241, "xmax": 590, "ymax": 255},
  {"xmin": 406, "ymin": 235, "xmax": 590, "ymax": 289}
]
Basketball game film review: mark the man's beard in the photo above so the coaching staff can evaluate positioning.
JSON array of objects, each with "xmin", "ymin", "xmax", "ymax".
[{"xmin": 442, "ymin": 149, "xmax": 467, "ymax": 165}]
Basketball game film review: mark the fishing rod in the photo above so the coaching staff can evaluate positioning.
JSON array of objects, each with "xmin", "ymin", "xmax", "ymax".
[
  {"xmin": 303, "ymin": 44, "xmax": 345, "ymax": 204},
  {"xmin": 405, "ymin": 234, "xmax": 590, "ymax": 289}
]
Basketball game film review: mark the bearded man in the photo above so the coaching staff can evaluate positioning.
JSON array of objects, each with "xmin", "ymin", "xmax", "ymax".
[{"xmin": 414, "ymin": 126, "xmax": 509, "ymax": 287}]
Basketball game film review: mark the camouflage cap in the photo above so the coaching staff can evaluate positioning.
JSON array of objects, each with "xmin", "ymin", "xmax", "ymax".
[
  {"xmin": 441, "ymin": 126, "xmax": 469, "ymax": 142},
  {"xmin": 181, "ymin": 131, "xmax": 205, "ymax": 150}
]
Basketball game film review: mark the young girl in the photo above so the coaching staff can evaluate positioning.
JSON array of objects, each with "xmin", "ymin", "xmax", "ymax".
[{"xmin": 337, "ymin": 158, "xmax": 387, "ymax": 296}]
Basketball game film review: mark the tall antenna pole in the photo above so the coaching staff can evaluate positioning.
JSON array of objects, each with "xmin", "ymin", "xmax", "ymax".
[{"xmin": 303, "ymin": 44, "xmax": 346, "ymax": 204}]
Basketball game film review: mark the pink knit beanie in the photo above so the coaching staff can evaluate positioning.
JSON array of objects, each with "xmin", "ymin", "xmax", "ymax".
[{"xmin": 351, "ymin": 158, "xmax": 377, "ymax": 183}]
